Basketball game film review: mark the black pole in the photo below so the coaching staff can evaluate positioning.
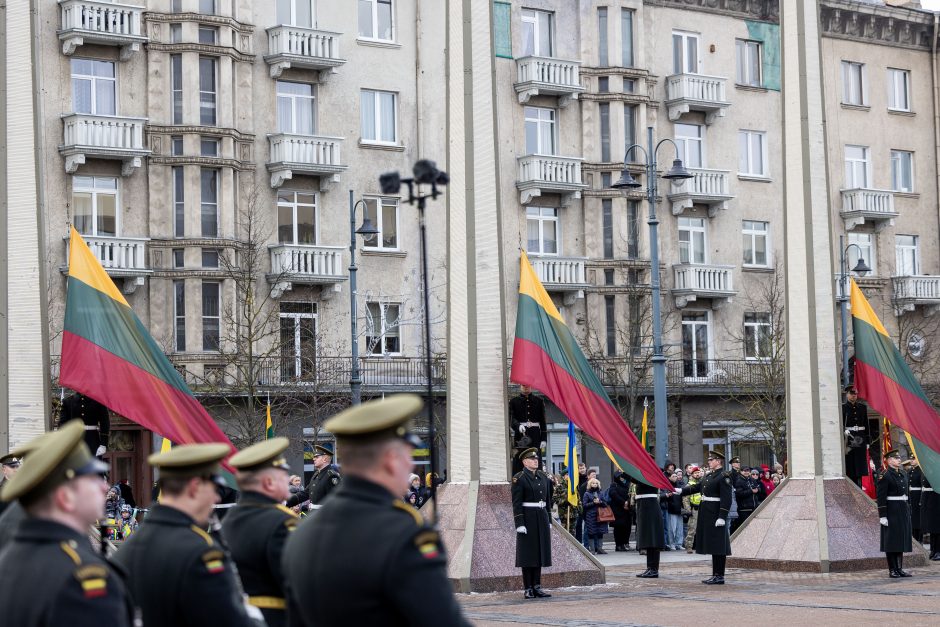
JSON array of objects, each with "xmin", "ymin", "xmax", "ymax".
[{"xmin": 416, "ymin": 195, "xmax": 438, "ymax": 525}]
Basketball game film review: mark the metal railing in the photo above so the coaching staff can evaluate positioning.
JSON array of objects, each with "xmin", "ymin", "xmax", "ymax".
[
  {"xmin": 253, "ymin": 356, "xmax": 447, "ymax": 389},
  {"xmin": 516, "ymin": 56, "xmax": 581, "ymax": 88}
]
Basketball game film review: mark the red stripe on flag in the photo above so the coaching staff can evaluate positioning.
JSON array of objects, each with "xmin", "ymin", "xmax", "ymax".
[{"xmin": 855, "ymin": 360, "xmax": 940, "ymax": 453}]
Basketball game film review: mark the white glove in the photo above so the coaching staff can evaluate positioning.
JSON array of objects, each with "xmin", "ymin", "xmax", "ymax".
[
  {"xmin": 879, "ymin": 517, "xmax": 888, "ymax": 527},
  {"xmin": 844, "ymin": 429, "xmax": 851, "ymax": 436},
  {"xmin": 674, "ymin": 488, "xmax": 682, "ymax": 495},
  {"xmin": 518, "ymin": 424, "xmax": 527, "ymax": 435},
  {"xmin": 95, "ymin": 445, "xmax": 107, "ymax": 456},
  {"xmin": 540, "ymin": 441, "xmax": 546, "ymax": 450},
  {"xmin": 715, "ymin": 518, "xmax": 726, "ymax": 527},
  {"xmin": 516, "ymin": 526, "xmax": 527, "ymax": 534}
]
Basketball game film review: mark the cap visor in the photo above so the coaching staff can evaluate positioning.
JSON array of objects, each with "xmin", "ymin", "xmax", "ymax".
[{"xmin": 74, "ymin": 457, "xmax": 109, "ymax": 477}]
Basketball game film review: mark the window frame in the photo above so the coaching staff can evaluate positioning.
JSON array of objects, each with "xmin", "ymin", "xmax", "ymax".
[
  {"xmin": 523, "ymin": 105, "xmax": 557, "ymax": 156},
  {"xmin": 277, "ymin": 81, "xmax": 317, "ymax": 135},
  {"xmin": 360, "ymin": 89, "xmax": 398, "ymax": 145},
  {"xmin": 173, "ymin": 166, "xmax": 185, "ymax": 238},
  {"xmin": 199, "ymin": 56, "xmax": 218, "ymax": 126},
  {"xmin": 844, "ymin": 144, "xmax": 871, "ymax": 189},
  {"xmin": 742, "ymin": 220, "xmax": 770, "ymax": 268},
  {"xmin": 361, "ymin": 196, "xmax": 400, "ymax": 251},
  {"xmin": 605, "ymin": 295, "xmax": 617, "ymax": 356},
  {"xmin": 681, "ymin": 310, "xmax": 712, "ymax": 379},
  {"xmin": 71, "ymin": 58, "xmax": 117, "ymax": 116},
  {"xmin": 735, "ymin": 39, "xmax": 762, "ymax": 87},
  {"xmin": 358, "ymin": 0, "xmax": 395, "ymax": 43},
  {"xmin": 277, "ymin": 190, "xmax": 319, "ymax": 246},
  {"xmin": 674, "ymin": 123, "xmax": 704, "ymax": 169},
  {"xmin": 597, "ymin": 6, "xmax": 609, "ymax": 67},
  {"xmin": 277, "ymin": 0, "xmax": 315, "ymax": 28},
  {"xmin": 198, "ymin": 0, "xmax": 217, "ymax": 15},
  {"xmin": 841, "ymin": 60, "xmax": 866, "ymax": 106},
  {"xmin": 200, "ymin": 168, "xmax": 219, "ymax": 238},
  {"xmin": 743, "ymin": 312, "xmax": 772, "ymax": 361},
  {"xmin": 847, "ymin": 232, "xmax": 876, "ymax": 277},
  {"xmin": 170, "ymin": 54, "xmax": 183, "ymax": 124},
  {"xmin": 895, "ymin": 234, "xmax": 919, "ymax": 277},
  {"xmin": 520, "ymin": 8, "xmax": 554, "ymax": 57},
  {"xmin": 366, "ymin": 301, "xmax": 402, "ymax": 356},
  {"xmin": 72, "ymin": 175, "xmax": 119, "ymax": 237},
  {"xmin": 602, "ymin": 198, "xmax": 613, "ymax": 259},
  {"xmin": 621, "ymin": 8, "xmax": 634, "ymax": 68},
  {"xmin": 526, "ymin": 206, "xmax": 560, "ymax": 256},
  {"xmin": 198, "ymin": 25, "xmax": 219, "ymax": 45},
  {"xmin": 887, "ymin": 68, "xmax": 911, "ymax": 112},
  {"xmin": 678, "ymin": 216, "xmax": 707, "ymax": 265},
  {"xmin": 201, "ymin": 281, "xmax": 221, "ymax": 352},
  {"xmin": 738, "ymin": 130, "xmax": 768, "ymax": 177},
  {"xmin": 890, "ymin": 149, "xmax": 914, "ymax": 193},
  {"xmin": 174, "ymin": 279, "xmax": 186, "ymax": 352},
  {"xmin": 599, "ymin": 102, "xmax": 610, "ymax": 162},
  {"xmin": 672, "ymin": 30, "xmax": 701, "ymax": 75}
]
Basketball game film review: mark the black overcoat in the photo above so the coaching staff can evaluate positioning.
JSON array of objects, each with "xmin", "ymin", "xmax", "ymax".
[
  {"xmin": 681, "ymin": 469, "xmax": 733, "ymax": 556},
  {"xmin": 633, "ymin": 479, "xmax": 665, "ymax": 550},
  {"xmin": 843, "ymin": 400, "xmax": 870, "ymax": 479},
  {"xmin": 909, "ymin": 466, "xmax": 923, "ymax": 530},
  {"xmin": 877, "ymin": 467, "xmax": 913, "ymax": 553},
  {"xmin": 921, "ymin": 475, "xmax": 940, "ymax": 534},
  {"xmin": 512, "ymin": 468, "xmax": 553, "ymax": 568}
]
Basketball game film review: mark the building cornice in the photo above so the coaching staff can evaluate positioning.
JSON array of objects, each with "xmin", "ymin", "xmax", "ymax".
[
  {"xmin": 819, "ymin": 0, "xmax": 935, "ymax": 51},
  {"xmin": 644, "ymin": 0, "xmax": 779, "ymax": 24},
  {"xmin": 146, "ymin": 41, "xmax": 256, "ymax": 63},
  {"xmin": 148, "ymin": 155, "xmax": 255, "ymax": 171},
  {"xmin": 144, "ymin": 11, "xmax": 255, "ymax": 35}
]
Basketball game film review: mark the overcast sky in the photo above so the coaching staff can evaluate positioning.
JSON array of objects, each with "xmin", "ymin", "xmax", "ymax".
[{"xmin": 920, "ymin": 0, "xmax": 940, "ymax": 10}]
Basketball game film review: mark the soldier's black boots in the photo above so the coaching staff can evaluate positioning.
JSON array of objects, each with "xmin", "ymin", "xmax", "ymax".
[
  {"xmin": 702, "ymin": 575, "xmax": 725, "ymax": 585},
  {"xmin": 887, "ymin": 553, "xmax": 901, "ymax": 578},
  {"xmin": 636, "ymin": 569, "xmax": 658, "ymax": 578},
  {"xmin": 532, "ymin": 586, "xmax": 551, "ymax": 598},
  {"xmin": 524, "ymin": 588, "xmax": 536, "ymax": 599}
]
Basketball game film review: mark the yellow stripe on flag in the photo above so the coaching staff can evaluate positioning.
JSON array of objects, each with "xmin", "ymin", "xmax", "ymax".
[
  {"xmin": 849, "ymin": 279, "xmax": 889, "ymax": 338},
  {"xmin": 641, "ymin": 402, "xmax": 648, "ymax": 449},
  {"xmin": 603, "ymin": 445, "xmax": 623, "ymax": 471},
  {"xmin": 68, "ymin": 227, "xmax": 129, "ymax": 307},
  {"xmin": 160, "ymin": 436, "xmax": 172, "ymax": 453},
  {"xmin": 518, "ymin": 251, "xmax": 565, "ymax": 324}
]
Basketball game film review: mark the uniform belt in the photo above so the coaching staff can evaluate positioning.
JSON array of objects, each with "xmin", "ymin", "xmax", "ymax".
[
  {"xmin": 634, "ymin": 493, "xmax": 658, "ymax": 499},
  {"xmin": 309, "ymin": 504, "xmax": 323, "ymax": 510},
  {"xmin": 522, "ymin": 501, "xmax": 546, "ymax": 507},
  {"xmin": 519, "ymin": 422, "xmax": 540, "ymax": 428},
  {"xmin": 83, "ymin": 425, "xmax": 99, "ymax": 431},
  {"xmin": 924, "ymin": 488, "xmax": 935, "ymax": 492},
  {"xmin": 846, "ymin": 426, "xmax": 865, "ymax": 432},
  {"xmin": 887, "ymin": 495, "xmax": 907, "ymax": 501},
  {"xmin": 701, "ymin": 496, "xmax": 721, "ymax": 502},
  {"xmin": 910, "ymin": 487, "xmax": 922, "ymax": 491},
  {"xmin": 247, "ymin": 596, "xmax": 286, "ymax": 610}
]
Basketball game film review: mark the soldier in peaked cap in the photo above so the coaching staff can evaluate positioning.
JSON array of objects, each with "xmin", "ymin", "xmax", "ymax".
[
  {"xmin": 512, "ymin": 447, "xmax": 554, "ymax": 599},
  {"xmin": 877, "ymin": 448, "xmax": 913, "ymax": 577},
  {"xmin": 112, "ymin": 443, "xmax": 253, "ymax": 627},
  {"xmin": 304, "ymin": 442, "xmax": 341, "ymax": 511},
  {"xmin": 0, "ymin": 421, "xmax": 134, "ymax": 627},
  {"xmin": 679, "ymin": 450, "xmax": 734, "ymax": 584},
  {"xmin": 221, "ymin": 437, "xmax": 298, "ymax": 627},
  {"xmin": 0, "ymin": 431, "xmax": 57, "ymax": 550},
  {"xmin": 283, "ymin": 395, "xmax": 471, "ymax": 627},
  {"xmin": 0, "ymin": 452, "xmax": 22, "ymax": 517}
]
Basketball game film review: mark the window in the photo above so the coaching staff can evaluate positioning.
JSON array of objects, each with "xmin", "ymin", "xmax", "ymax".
[
  {"xmin": 682, "ymin": 311, "xmax": 710, "ymax": 378},
  {"xmin": 362, "ymin": 197, "xmax": 398, "ymax": 249},
  {"xmin": 598, "ymin": 77, "xmax": 609, "ymax": 93},
  {"xmin": 847, "ymin": 232, "xmax": 875, "ymax": 276},
  {"xmin": 280, "ymin": 302, "xmax": 317, "ymax": 381},
  {"xmin": 171, "ymin": 0, "xmax": 182, "ymax": 12},
  {"xmin": 621, "ymin": 9, "xmax": 634, "ymax": 67},
  {"xmin": 524, "ymin": 106, "xmax": 556, "ymax": 155},
  {"xmin": 171, "ymin": 54, "xmax": 183, "ymax": 124},
  {"xmin": 171, "ymin": 135, "xmax": 184, "ymax": 155},
  {"xmin": 841, "ymin": 61, "xmax": 866, "ymax": 106},
  {"xmin": 604, "ymin": 269, "xmax": 614, "ymax": 285},
  {"xmin": 71, "ymin": 59, "xmax": 115, "ymax": 115},
  {"xmin": 277, "ymin": 81, "xmax": 316, "ymax": 135},
  {"xmin": 199, "ymin": 56, "xmax": 217, "ymax": 125},
  {"xmin": 674, "ymin": 123, "xmax": 703, "ymax": 168},
  {"xmin": 173, "ymin": 249, "xmax": 185, "ymax": 268},
  {"xmin": 742, "ymin": 220, "xmax": 769, "ymax": 267},
  {"xmin": 202, "ymin": 282, "xmax": 220, "ymax": 351},
  {"xmin": 202, "ymin": 249, "xmax": 219, "ymax": 268},
  {"xmin": 887, "ymin": 68, "xmax": 910, "ymax": 112},
  {"xmin": 72, "ymin": 176, "xmax": 117, "ymax": 237},
  {"xmin": 366, "ymin": 302, "xmax": 401, "ymax": 355},
  {"xmin": 598, "ymin": 7, "xmax": 608, "ymax": 67},
  {"xmin": 678, "ymin": 217, "xmax": 706, "ymax": 265},
  {"xmin": 599, "ymin": 103, "xmax": 610, "ymax": 162},
  {"xmin": 198, "ymin": 26, "xmax": 218, "ymax": 45},
  {"xmin": 672, "ymin": 31, "xmax": 700, "ymax": 74},
  {"xmin": 520, "ymin": 8, "xmax": 553, "ymax": 57},
  {"xmin": 198, "ymin": 0, "xmax": 217, "ymax": 14},
  {"xmin": 526, "ymin": 206, "xmax": 559, "ymax": 255},
  {"xmin": 744, "ymin": 313, "xmax": 772, "ymax": 360},
  {"xmin": 277, "ymin": 191, "xmax": 317, "ymax": 245},
  {"xmin": 738, "ymin": 130, "xmax": 768, "ymax": 177},
  {"xmin": 358, "ymin": 0, "xmax": 393, "ymax": 41},
  {"xmin": 200, "ymin": 137, "xmax": 219, "ymax": 156},
  {"xmin": 605, "ymin": 296, "xmax": 616, "ymax": 356},
  {"xmin": 200, "ymin": 168, "xmax": 218, "ymax": 238},
  {"xmin": 169, "ymin": 23, "xmax": 182, "ymax": 43},
  {"xmin": 602, "ymin": 199, "xmax": 613, "ymax": 259},
  {"xmin": 896, "ymin": 235, "xmax": 919, "ymax": 276},
  {"xmin": 174, "ymin": 280, "xmax": 186, "ymax": 352},
  {"xmin": 277, "ymin": 0, "xmax": 313, "ymax": 28},
  {"xmin": 173, "ymin": 166, "xmax": 185, "ymax": 238},
  {"xmin": 735, "ymin": 39, "xmax": 761, "ymax": 87},
  {"xmin": 360, "ymin": 89, "xmax": 397, "ymax": 144},
  {"xmin": 627, "ymin": 200, "xmax": 639, "ymax": 259},
  {"xmin": 600, "ymin": 172, "xmax": 611, "ymax": 189},
  {"xmin": 624, "ymin": 104, "xmax": 637, "ymax": 156},
  {"xmin": 891, "ymin": 150, "xmax": 914, "ymax": 192},
  {"xmin": 844, "ymin": 145, "xmax": 870, "ymax": 189}
]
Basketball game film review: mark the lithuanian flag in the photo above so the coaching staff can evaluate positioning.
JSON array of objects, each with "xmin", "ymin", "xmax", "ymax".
[
  {"xmin": 60, "ymin": 227, "xmax": 236, "ymax": 458},
  {"xmin": 850, "ymin": 279, "xmax": 940, "ymax": 487},
  {"xmin": 511, "ymin": 252, "xmax": 672, "ymax": 490},
  {"xmin": 265, "ymin": 398, "xmax": 274, "ymax": 439}
]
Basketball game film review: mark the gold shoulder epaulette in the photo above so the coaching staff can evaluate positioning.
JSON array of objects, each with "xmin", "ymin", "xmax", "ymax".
[
  {"xmin": 392, "ymin": 499, "xmax": 424, "ymax": 526},
  {"xmin": 189, "ymin": 524, "xmax": 214, "ymax": 546},
  {"xmin": 276, "ymin": 504, "xmax": 300, "ymax": 518}
]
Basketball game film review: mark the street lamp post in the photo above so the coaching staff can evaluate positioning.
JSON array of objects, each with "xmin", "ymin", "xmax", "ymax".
[
  {"xmin": 348, "ymin": 190, "xmax": 379, "ymax": 406},
  {"xmin": 837, "ymin": 236, "xmax": 871, "ymax": 389},
  {"xmin": 610, "ymin": 126, "xmax": 693, "ymax": 467}
]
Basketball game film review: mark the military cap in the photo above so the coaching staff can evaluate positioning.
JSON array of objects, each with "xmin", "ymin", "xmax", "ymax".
[
  {"xmin": 313, "ymin": 443, "xmax": 334, "ymax": 457},
  {"xmin": 518, "ymin": 447, "xmax": 539, "ymax": 461},
  {"xmin": 324, "ymin": 394, "xmax": 425, "ymax": 448},
  {"xmin": 884, "ymin": 448, "xmax": 901, "ymax": 460},
  {"xmin": 901, "ymin": 459, "xmax": 915, "ymax": 467},
  {"xmin": 845, "ymin": 385, "xmax": 857, "ymax": 394},
  {"xmin": 149, "ymin": 442, "xmax": 230, "ymax": 485},
  {"xmin": 707, "ymin": 450, "xmax": 726, "ymax": 461},
  {"xmin": 0, "ymin": 421, "xmax": 107, "ymax": 504},
  {"xmin": 0, "ymin": 453, "xmax": 21, "ymax": 468},
  {"xmin": 729, "ymin": 456, "xmax": 741, "ymax": 464},
  {"xmin": 229, "ymin": 437, "xmax": 290, "ymax": 473}
]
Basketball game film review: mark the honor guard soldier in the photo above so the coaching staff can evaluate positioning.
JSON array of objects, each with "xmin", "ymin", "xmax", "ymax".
[
  {"xmin": 842, "ymin": 386, "xmax": 870, "ymax": 487},
  {"xmin": 283, "ymin": 395, "xmax": 471, "ymax": 627},
  {"xmin": 0, "ymin": 421, "xmax": 133, "ymax": 626},
  {"xmin": 222, "ymin": 437, "xmax": 298, "ymax": 627},
  {"xmin": 112, "ymin": 443, "xmax": 254, "ymax": 626},
  {"xmin": 512, "ymin": 447, "xmax": 553, "ymax": 598},
  {"xmin": 920, "ymin": 471, "xmax": 940, "ymax": 560},
  {"xmin": 304, "ymin": 443, "xmax": 341, "ymax": 511},
  {"xmin": 509, "ymin": 385, "xmax": 546, "ymax": 474},
  {"xmin": 0, "ymin": 453, "xmax": 22, "ymax": 517},
  {"xmin": 680, "ymin": 450, "xmax": 733, "ymax": 584},
  {"xmin": 877, "ymin": 449, "xmax": 913, "ymax": 577},
  {"xmin": 905, "ymin": 458, "xmax": 923, "ymax": 543},
  {"xmin": 633, "ymin": 472, "xmax": 667, "ymax": 578},
  {"xmin": 61, "ymin": 392, "xmax": 111, "ymax": 459}
]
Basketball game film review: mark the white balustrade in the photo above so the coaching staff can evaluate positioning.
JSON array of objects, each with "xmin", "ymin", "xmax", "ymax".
[
  {"xmin": 530, "ymin": 256, "xmax": 587, "ymax": 287},
  {"xmin": 516, "ymin": 56, "xmax": 581, "ymax": 88},
  {"xmin": 62, "ymin": 114, "xmax": 146, "ymax": 151},
  {"xmin": 674, "ymin": 264, "xmax": 735, "ymax": 293},
  {"xmin": 893, "ymin": 276, "xmax": 940, "ymax": 301},
  {"xmin": 270, "ymin": 245, "xmax": 345, "ymax": 280},
  {"xmin": 666, "ymin": 74, "xmax": 728, "ymax": 103},
  {"xmin": 267, "ymin": 25, "xmax": 342, "ymax": 62},
  {"xmin": 841, "ymin": 189, "xmax": 896, "ymax": 215},
  {"xmin": 83, "ymin": 236, "xmax": 149, "ymax": 271},
  {"xmin": 268, "ymin": 134, "xmax": 344, "ymax": 168},
  {"xmin": 60, "ymin": 0, "xmax": 143, "ymax": 38},
  {"xmin": 679, "ymin": 168, "xmax": 730, "ymax": 196},
  {"xmin": 517, "ymin": 155, "xmax": 583, "ymax": 186}
]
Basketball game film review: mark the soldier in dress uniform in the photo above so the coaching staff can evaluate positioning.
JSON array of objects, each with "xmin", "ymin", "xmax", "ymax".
[
  {"xmin": 112, "ymin": 443, "xmax": 254, "ymax": 626},
  {"xmin": 905, "ymin": 458, "xmax": 923, "ymax": 543},
  {"xmin": 222, "ymin": 437, "xmax": 298, "ymax": 627},
  {"xmin": 304, "ymin": 443, "xmax": 341, "ymax": 511},
  {"xmin": 633, "ymin": 472, "xmax": 666, "ymax": 578},
  {"xmin": 512, "ymin": 447, "xmax": 553, "ymax": 599},
  {"xmin": 0, "ymin": 421, "xmax": 133, "ymax": 626},
  {"xmin": 282, "ymin": 395, "xmax": 470, "ymax": 626},
  {"xmin": 0, "ymin": 432, "xmax": 56, "ymax": 550},
  {"xmin": 680, "ymin": 450, "xmax": 733, "ymax": 584},
  {"xmin": 877, "ymin": 449, "xmax": 913, "ymax": 577},
  {"xmin": 509, "ymin": 385, "xmax": 546, "ymax": 475},
  {"xmin": 842, "ymin": 386, "xmax": 870, "ymax": 487},
  {"xmin": 921, "ymin": 472, "xmax": 940, "ymax": 561},
  {"xmin": 61, "ymin": 392, "xmax": 111, "ymax": 459},
  {"xmin": 0, "ymin": 453, "xmax": 22, "ymax": 517}
]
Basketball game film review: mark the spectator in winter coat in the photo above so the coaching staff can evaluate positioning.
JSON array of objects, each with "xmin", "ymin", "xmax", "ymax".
[
  {"xmin": 750, "ymin": 469, "xmax": 768, "ymax": 506},
  {"xmin": 760, "ymin": 466, "xmax": 776, "ymax": 495},
  {"xmin": 104, "ymin": 485, "xmax": 126, "ymax": 521},
  {"xmin": 607, "ymin": 471, "xmax": 632, "ymax": 551},
  {"xmin": 406, "ymin": 474, "xmax": 429, "ymax": 509},
  {"xmin": 664, "ymin": 472, "xmax": 684, "ymax": 550},
  {"xmin": 581, "ymin": 478, "xmax": 609, "ymax": 554},
  {"xmin": 683, "ymin": 466, "xmax": 704, "ymax": 552}
]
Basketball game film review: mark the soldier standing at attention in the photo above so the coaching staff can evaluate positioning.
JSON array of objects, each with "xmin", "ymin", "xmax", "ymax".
[
  {"xmin": 905, "ymin": 458, "xmax": 923, "ymax": 544},
  {"xmin": 282, "ymin": 395, "xmax": 471, "ymax": 627},
  {"xmin": 512, "ymin": 447, "xmax": 553, "ymax": 599},
  {"xmin": 633, "ymin": 473, "xmax": 666, "ymax": 578},
  {"xmin": 680, "ymin": 450, "xmax": 734, "ymax": 584},
  {"xmin": 0, "ymin": 421, "xmax": 133, "ymax": 626},
  {"xmin": 509, "ymin": 385, "xmax": 546, "ymax": 475},
  {"xmin": 842, "ymin": 386, "xmax": 870, "ymax": 487},
  {"xmin": 304, "ymin": 443, "xmax": 341, "ymax": 511},
  {"xmin": 222, "ymin": 437, "xmax": 298, "ymax": 627},
  {"xmin": 112, "ymin": 443, "xmax": 253, "ymax": 626},
  {"xmin": 61, "ymin": 392, "xmax": 111, "ymax": 459},
  {"xmin": 878, "ymin": 449, "xmax": 913, "ymax": 577},
  {"xmin": 0, "ymin": 453, "xmax": 22, "ymax": 517},
  {"xmin": 922, "ymin": 472, "xmax": 940, "ymax": 561}
]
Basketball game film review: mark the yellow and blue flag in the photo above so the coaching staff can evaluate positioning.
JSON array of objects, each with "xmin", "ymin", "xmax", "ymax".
[{"xmin": 564, "ymin": 422, "xmax": 579, "ymax": 506}]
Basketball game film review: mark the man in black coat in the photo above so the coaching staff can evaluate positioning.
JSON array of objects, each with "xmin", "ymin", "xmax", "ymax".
[
  {"xmin": 921, "ymin": 473, "xmax": 940, "ymax": 561},
  {"xmin": 842, "ymin": 386, "xmax": 870, "ymax": 486},
  {"xmin": 906, "ymin": 459, "xmax": 923, "ymax": 543},
  {"xmin": 732, "ymin": 466, "xmax": 761, "ymax": 533},
  {"xmin": 877, "ymin": 449, "xmax": 913, "ymax": 577},
  {"xmin": 61, "ymin": 392, "xmax": 111, "ymax": 459},
  {"xmin": 509, "ymin": 386, "xmax": 546, "ymax": 475},
  {"xmin": 680, "ymin": 450, "xmax": 733, "ymax": 584},
  {"xmin": 633, "ymin": 473, "xmax": 666, "ymax": 578},
  {"xmin": 0, "ymin": 453, "xmax": 21, "ymax": 518},
  {"xmin": 304, "ymin": 443, "xmax": 341, "ymax": 511},
  {"xmin": 607, "ymin": 470, "xmax": 632, "ymax": 551},
  {"xmin": 512, "ymin": 447, "xmax": 554, "ymax": 599}
]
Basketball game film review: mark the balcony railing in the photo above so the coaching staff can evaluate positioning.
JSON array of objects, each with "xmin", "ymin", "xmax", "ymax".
[
  {"xmin": 267, "ymin": 244, "xmax": 346, "ymax": 297},
  {"xmin": 59, "ymin": 113, "xmax": 150, "ymax": 175},
  {"xmin": 264, "ymin": 25, "xmax": 346, "ymax": 78},
  {"xmin": 62, "ymin": 234, "xmax": 150, "ymax": 293},
  {"xmin": 664, "ymin": 73, "xmax": 730, "ymax": 124},
  {"xmin": 893, "ymin": 275, "xmax": 940, "ymax": 315},
  {"xmin": 266, "ymin": 133, "xmax": 347, "ymax": 188},
  {"xmin": 58, "ymin": 0, "xmax": 146, "ymax": 58},
  {"xmin": 672, "ymin": 263, "xmax": 736, "ymax": 307},
  {"xmin": 257, "ymin": 356, "xmax": 447, "ymax": 391},
  {"xmin": 516, "ymin": 154, "xmax": 587, "ymax": 204},
  {"xmin": 514, "ymin": 56, "xmax": 584, "ymax": 107},
  {"xmin": 840, "ymin": 188, "xmax": 898, "ymax": 231},
  {"xmin": 668, "ymin": 168, "xmax": 733, "ymax": 216}
]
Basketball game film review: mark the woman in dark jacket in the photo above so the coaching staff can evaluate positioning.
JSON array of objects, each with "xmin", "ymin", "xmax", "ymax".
[
  {"xmin": 608, "ymin": 471, "xmax": 632, "ymax": 551},
  {"xmin": 581, "ymin": 478, "xmax": 609, "ymax": 554}
]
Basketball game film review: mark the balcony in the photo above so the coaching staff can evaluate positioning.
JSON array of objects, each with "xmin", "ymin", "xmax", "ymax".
[
  {"xmin": 255, "ymin": 356, "xmax": 446, "ymax": 393},
  {"xmin": 58, "ymin": 0, "xmax": 146, "ymax": 59},
  {"xmin": 266, "ymin": 133, "xmax": 347, "ymax": 189},
  {"xmin": 516, "ymin": 154, "xmax": 588, "ymax": 205},
  {"xmin": 59, "ymin": 113, "xmax": 150, "ymax": 175},
  {"xmin": 530, "ymin": 255, "xmax": 590, "ymax": 305},
  {"xmin": 267, "ymin": 244, "xmax": 347, "ymax": 298},
  {"xmin": 840, "ymin": 188, "xmax": 898, "ymax": 231},
  {"xmin": 664, "ymin": 74, "xmax": 730, "ymax": 124},
  {"xmin": 63, "ymin": 235, "xmax": 151, "ymax": 294},
  {"xmin": 514, "ymin": 56, "xmax": 585, "ymax": 108},
  {"xmin": 893, "ymin": 275, "xmax": 940, "ymax": 316},
  {"xmin": 672, "ymin": 263, "xmax": 736, "ymax": 307},
  {"xmin": 667, "ymin": 359, "xmax": 784, "ymax": 393},
  {"xmin": 264, "ymin": 25, "xmax": 346, "ymax": 79},
  {"xmin": 667, "ymin": 168, "xmax": 733, "ymax": 216}
]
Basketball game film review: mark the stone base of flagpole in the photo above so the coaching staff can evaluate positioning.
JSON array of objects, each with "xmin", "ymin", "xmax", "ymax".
[
  {"xmin": 728, "ymin": 477, "xmax": 928, "ymax": 572},
  {"xmin": 432, "ymin": 482, "xmax": 604, "ymax": 593}
]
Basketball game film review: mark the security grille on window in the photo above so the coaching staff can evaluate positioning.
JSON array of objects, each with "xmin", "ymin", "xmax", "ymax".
[
  {"xmin": 277, "ymin": 81, "xmax": 316, "ymax": 135},
  {"xmin": 361, "ymin": 89, "xmax": 397, "ymax": 144},
  {"xmin": 844, "ymin": 145, "xmax": 870, "ymax": 189},
  {"xmin": 278, "ymin": 191, "xmax": 317, "ymax": 245},
  {"xmin": 202, "ymin": 281, "xmax": 220, "ymax": 352},
  {"xmin": 738, "ymin": 130, "xmax": 767, "ymax": 177},
  {"xmin": 199, "ymin": 56, "xmax": 217, "ymax": 125},
  {"xmin": 277, "ymin": 0, "xmax": 314, "ymax": 28},
  {"xmin": 678, "ymin": 217, "xmax": 706, "ymax": 265},
  {"xmin": 361, "ymin": 197, "xmax": 398, "ymax": 249},
  {"xmin": 674, "ymin": 123, "xmax": 703, "ymax": 168},
  {"xmin": 847, "ymin": 232, "xmax": 875, "ymax": 276},
  {"xmin": 71, "ymin": 59, "xmax": 115, "ymax": 115},
  {"xmin": 735, "ymin": 39, "xmax": 761, "ymax": 87},
  {"xmin": 744, "ymin": 313, "xmax": 772, "ymax": 360},
  {"xmin": 520, "ymin": 8, "xmax": 553, "ymax": 57},
  {"xmin": 526, "ymin": 206, "xmax": 559, "ymax": 255},
  {"xmin": 742, "ymin": 220, "xmax": 769, "ymax": 267},
  {"xmin": 895, "ymin": 235, "xmax": 919, "ymax": 276},
  {"xmin": 890, "ymin": 150, "xmax": 913, "ymax": 193},
  {"xmin": 358, "ymin": 0, "xmax": 394, "ymax": 41},
  {"xmin": 200, "ymin": 168, "xmax": 219, "ymax": 238},
  {"xmin": 366, "ymin": 302, "xmax": 401, "ymax": 355},
  {"xmin": 841, "ymin": 61, "xmax": 866, "ymax": 106},
  {"xmin": 887, "ymin": 68, "xmax": 911, "ymax": 112},
  {"xmin": 174, "ymin": 280, "xmax": 186, "ymax": 352},
  {"xmin": 72, "ymin": 176, "xmax": 118, "ymax": 237},
  {"xmin": 524, "ymin": 106, "xmax": 556, "ymax": 155}
]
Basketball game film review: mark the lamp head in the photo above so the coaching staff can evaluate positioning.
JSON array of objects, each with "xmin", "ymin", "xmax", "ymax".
[
  {"xmin": 356, "ymin": 214, "xmax": 380, "ymax": 237},
  {"xmin": 379, "ymin": 171, "xmax": 402, "ymax": 194},
  {"xmin": 412, "ymin": 159, "xmax": 449, "ymax": 186},
  {"xmin": 611, "ymin": 169, "xmax": 641, "ymax": 189},
  {"xmin": 663, "ymin": 159, "xmax": 693, "ymax": 180},
  {"xmin": 851, "ymin": 257, "xmax": 871, "ymax": 276}
]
